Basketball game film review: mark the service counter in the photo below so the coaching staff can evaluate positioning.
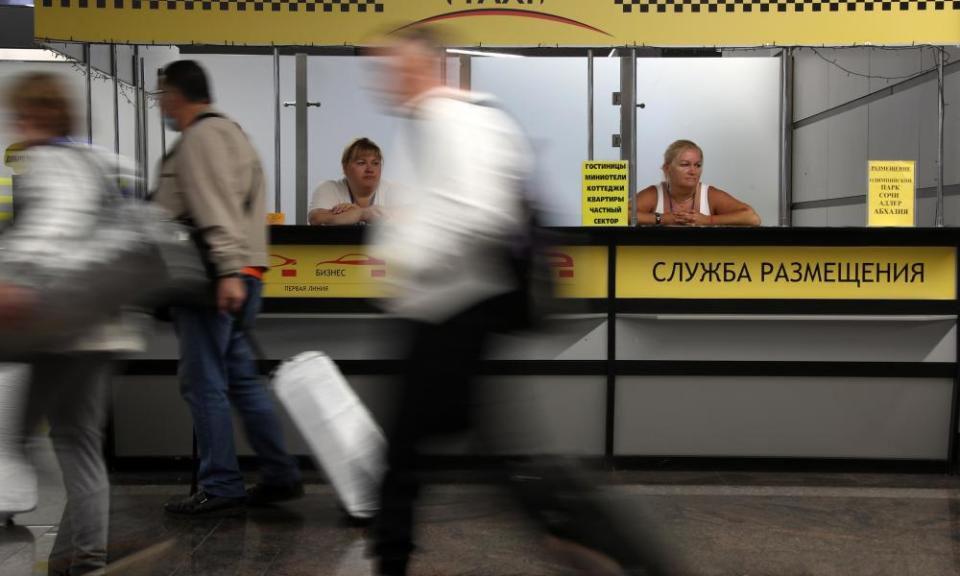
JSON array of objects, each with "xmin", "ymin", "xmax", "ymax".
[{"xmin": 114, "ymin": 226, "xmax": 960, "ymax": 470}]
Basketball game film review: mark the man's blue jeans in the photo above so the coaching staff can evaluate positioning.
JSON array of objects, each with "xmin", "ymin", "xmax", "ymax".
[{"xmin": 173, "ymin": 275, "xmax": 300, "ymax": 498}]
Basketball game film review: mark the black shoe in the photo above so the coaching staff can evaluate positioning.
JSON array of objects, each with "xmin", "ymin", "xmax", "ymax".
[
  {"xmin": 245, "ymin": 482, "xmax": 304, "ymax": 507},
  {"xmin": 163, "ymin": 491, "xmax": 246, "ymax": 517}
]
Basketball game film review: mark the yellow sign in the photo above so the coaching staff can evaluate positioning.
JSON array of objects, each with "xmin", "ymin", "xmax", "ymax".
[
  {"xmin": 35, "ymin": 0, "xmax": 960, "ymax": 48},
  {"xmin": 0, "ymin": 177, "xmax": 12, "ymax": 223},
  {"xmin": 617, "ymin": 246, "xmax": 956, "ymax": 300},
  {"xmin": 550, "ymin": 246, "xmax": 608, "ymax": 299},
  {"xmin": 582, "ymin": 161, "xmax": 629, "ymax": 227},
  {"xmin": 4, "ymin": 144, "xmax": 26, "ymax": 174},
  {"xmin": 266, "ymin": 212, "xmax": 286, "ymax": 225},
  {"xmin": 264, "ymin": 244, "xmax": 607, "ymax": 299},
  {"xmin": 264, "ymin": 245, "xmax": 389, "ymax": 298},
  {"xmin": 868, "ymin": 160, "xmax": 916, "ymax": 227}
]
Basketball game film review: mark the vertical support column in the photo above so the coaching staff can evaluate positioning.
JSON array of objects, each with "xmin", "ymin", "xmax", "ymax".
[
  {"xmin": 459, "ymin": 54, "xmax": 471, "ymax": 91},
  {"xmin": 295, "ymin": 53, "xmax": 308, "ymax": 225},
  {"xmin": 949, "ymin": 249, "xmax": 960, "ymax": 474},
  {"xmin": 140, "ymin": 57, "xmax": 149, "ymax": 196},
  {"xmin": 111, "ymin": 45, "xmax": 119, "ymax": 158},
  {"xmin": 84, "ymin": 44, "xmax": 93, "ymax": 144},
  {"xmin": 620, "ymin": 49, "xmax": 637, "ymax": 226},
  {"xmin": 588, "ymin": 49, "xmax": 595, "ymax": 161},
  {"xmin": 936, "ymin": 48, "xmax": 945, "ymax": 228},
  {"xmin": 604, "ymin": 235, "xmax": 617, "ymax": 467},
  {"xmin": 132, "ymin": 47, "xmax": 142, "ymax": 199},
  {"xmin": 779, "ymin": 47, "xmax": 794, "ymax": 227},
  {"xmin": 274, "ymin": 47, "xmax": 282, "ymax": 215},
  {"xmin": 158, "ymin": 68, "xmax": 166, "ymax": 157}
]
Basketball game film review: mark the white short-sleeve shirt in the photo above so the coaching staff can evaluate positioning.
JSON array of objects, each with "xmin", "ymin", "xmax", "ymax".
[{"xmin": 308, "ymin": 178, "xmax": 396, "ymax": 213}]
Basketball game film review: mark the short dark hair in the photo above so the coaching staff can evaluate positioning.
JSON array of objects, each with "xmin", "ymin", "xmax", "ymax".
[
  {"xmin": 160, "ymin": 60, "xmax": 212, "ymax": 104},
  {"xmin": 341, "ymin": 138, "xmax": 382, "ymax": 166}
]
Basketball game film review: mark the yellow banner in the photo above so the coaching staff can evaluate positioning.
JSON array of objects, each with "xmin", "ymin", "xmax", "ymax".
[
  {"xmin": 550, "ymin": 246, "xmax": 608, "ymax": 299},
  {"xmin": 582, "ymin": 161, "xmax": 629, "ymax": 227},
  {"xmin": 868, "ymin": 160, "xmax": 916, "ymax": 227},
  {"xmin": 35, "ymin": 0, "xmax": 960, "ymax": 47},
  {"xmin": 617, "ymin": 246, "xmax": 956, "ymax": 300},
  {"xmin": 264, "ymin": 244, "xmax": 607, "ymax": 299}
]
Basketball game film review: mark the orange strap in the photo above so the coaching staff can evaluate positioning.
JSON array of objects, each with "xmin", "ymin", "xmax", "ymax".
[{"xmin": 241, "ymin": 266, "xmax": 265, "ymax": 280}]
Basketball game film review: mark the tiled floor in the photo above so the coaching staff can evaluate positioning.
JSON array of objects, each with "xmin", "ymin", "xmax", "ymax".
[{"xmin": 4, "ymin": 460, "xmax": 960, "ymax": 575}]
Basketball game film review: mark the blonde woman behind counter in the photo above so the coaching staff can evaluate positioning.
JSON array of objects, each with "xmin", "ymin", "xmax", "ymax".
[
  {"xmin": 636, "ymin": 140, "xmax": 761, "ymax": 227},
  {"xmin": 308, "ymin": 138, "xmax": 397, "ymax": 226}
]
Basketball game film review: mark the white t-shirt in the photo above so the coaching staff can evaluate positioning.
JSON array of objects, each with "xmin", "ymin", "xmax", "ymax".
[{"xmin": 307, "ymin": 178, "xmax": 395, "ymax": 213}]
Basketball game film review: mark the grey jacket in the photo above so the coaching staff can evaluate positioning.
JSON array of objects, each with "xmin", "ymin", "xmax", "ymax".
[
  {"xmin": 1, "ymin": 143, "xmax": 143, "ymax": 353},
  {"xmin": 152, "ymin": 110, "xmax": 268, "ymax": 276}
]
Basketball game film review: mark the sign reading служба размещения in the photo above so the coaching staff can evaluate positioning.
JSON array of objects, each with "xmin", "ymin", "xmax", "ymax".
[
  {"xmin": 582, "ymin": 161, "xmax": 629, "ymax": 227},
  {"xmin": 616, "ymin": 246, "xmax": 956, "ymax": 300}
]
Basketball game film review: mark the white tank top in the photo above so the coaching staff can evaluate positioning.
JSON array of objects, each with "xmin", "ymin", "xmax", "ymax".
[{"xmin": 655, "ymin": 182, "xmax": 711, "ymax": 216}]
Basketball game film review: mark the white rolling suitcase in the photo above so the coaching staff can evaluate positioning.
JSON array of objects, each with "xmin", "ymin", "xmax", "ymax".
[{"xmin": 272, "ymin": 352, "xmax": 385, "ymax": 520}]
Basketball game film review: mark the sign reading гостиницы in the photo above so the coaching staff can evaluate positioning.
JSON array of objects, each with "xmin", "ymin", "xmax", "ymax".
[{"xmin": 582, "ymin": 161, "xmax": 629, "ymax": 227}]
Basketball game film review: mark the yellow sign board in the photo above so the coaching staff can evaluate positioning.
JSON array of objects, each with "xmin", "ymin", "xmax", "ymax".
[
  {"xmin": 550, "ymin": 246, "xmax": 608, "ymax": 299},
  {"xmin": 264, "ymin": 244, "xmax": 607, "ymax": 299},
  {"xmin": 582, "ymin": 161, "xmax": 629, "ymax": 227},
  {"xmin": 35, "ymin": 0, "xmax": 960, "ymax": 48},
  {"xmin": 617, "ymin": 246, "xmax": 956, "ymax": 300},
  {"xmin": 4, "ymin": 144, "xmax": 26, "ymax": 174},
  {"xmin": 263, "ymin": 245, "xmax": 388, "ymax": 298},
  {"xmin": 868, "ymin": 160, "xmax": 916, "ymax": 227}
]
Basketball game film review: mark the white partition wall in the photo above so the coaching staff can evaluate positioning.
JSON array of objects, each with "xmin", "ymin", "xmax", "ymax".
[
  {"xmin": 634, "ymin": 57, "xmax": 781, "ymax": 227},
  {"xmin": 473, "ymin": 57, "xmax": 590, "ymax": 227}
]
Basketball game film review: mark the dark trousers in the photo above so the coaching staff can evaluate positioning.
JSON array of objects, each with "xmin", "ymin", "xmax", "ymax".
[
  {"xmin": 373, "ymin": 294, "xmax": 674, "ymax": 576},
  {"xmin": 373, "ymin": 295, "xmax": 505, "ymax": 574},
  {"xmin": 25, "ymin": 354, "xmax": 111, "ymax": 576},
  {"xmin": 171, "ymin": 275, "xmax": 300, "ymax": 498}
]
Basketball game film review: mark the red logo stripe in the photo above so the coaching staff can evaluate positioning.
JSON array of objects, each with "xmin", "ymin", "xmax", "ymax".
[{"xmin": 392, "ymin": 9, "xmax": 612, "ymax": 37}]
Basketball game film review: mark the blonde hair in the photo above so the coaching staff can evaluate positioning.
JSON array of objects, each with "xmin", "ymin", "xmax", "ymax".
[
  {"xmin": 663, "ymin": 139, "xmax": 703, "ymax": 168},
  {"xmin": 4, "ymin": 72, "xmax": 76, "ymax": 138}
]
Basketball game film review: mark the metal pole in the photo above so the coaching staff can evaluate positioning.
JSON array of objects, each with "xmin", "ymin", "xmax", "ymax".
[
  {"xmin": 132, "ymin": 47, "xmax": 142, "ymax": 199},
  {"xmin": 295, "ymin": 53, "xmax": 308, "ymax": 225},
  {"xmin": 936, "ymin": 48, "xmax": 945, "ymax": 228},
  {"xmin": 111, "ymin": 45, "xmax": 119, "ymax": 158},
  {"xmin": 84, "ymin": 44, "xmax": 92, "ymax": 144},
  {"xmin": 620, "ymin": 49, "xmax": 637, "ymax": 226},
  {"xmin": 140, "ymin": 57, "xmax": 149, "ymax": 197},
  {"xmin": 779, "ymin": 48, "xmax": 794, "ymax": 227},
  {"xmin": 459, "ymin": 54, "xmax": 471, "ymax": 91},
  {"xmin": 159, "ymin": 68, "xmax": 166, "ymax": 156},
  {"xmin": 274, "ymin": 47, "xmax": 282, "ymax": 215},
  {"xmin": 588, "ymin": 48, "xmax": 595, "ymax": 161}
]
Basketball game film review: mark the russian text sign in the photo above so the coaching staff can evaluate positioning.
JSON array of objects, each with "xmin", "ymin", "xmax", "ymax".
[
  {"xmin": 264, "ymin": 244, "xmax": 607, "ymax": 299},
  {"xmin": 868, "ymin": 160, "xmax": 916, "ymax": 227},
  {"xmin": 582, "ymin": 161, "xmax": 629, "ymax": 227},
  {"xmin": 617, "ymin": 246, "xmax": 956, "ymax": 300}
]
